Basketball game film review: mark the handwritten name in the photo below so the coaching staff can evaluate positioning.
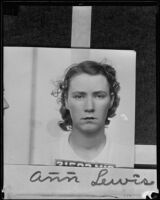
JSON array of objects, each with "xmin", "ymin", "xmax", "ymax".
[
  {"xmin": 30, "ymin": 171, "xmax": 80, "ymax": 183},
  {"xmin": 29, "ymin": 168, "xmax": 155, "ymax": 187},
  {"xmin": 91, "ymin": 169, "xmax": 155, "ymax": 186}
]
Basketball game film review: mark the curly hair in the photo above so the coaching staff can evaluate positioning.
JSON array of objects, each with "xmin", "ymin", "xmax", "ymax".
[{"xmin": 52, "ymin": 60, "xmax": 120, "ymax": 131}]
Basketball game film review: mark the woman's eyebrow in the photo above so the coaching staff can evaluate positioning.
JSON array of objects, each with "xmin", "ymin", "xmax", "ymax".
[
  {"xmin": 72, "ymin": 91, "xmax": 86, "ymax": 94},
  {"xmin": 93, "ymin": 91, "xmax": 107, "ymax": 94},
  {"xmin": 72, "ymin": 91, "xmax": 108, "ymax": 94}
]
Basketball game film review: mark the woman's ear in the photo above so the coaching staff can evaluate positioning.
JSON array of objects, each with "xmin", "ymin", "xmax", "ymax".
[
  {"xmin": 65, "ymin": 98, "xmax": 69, "ymax": 110},
  {"xmin": 109, "ymin": 93, "xmax": 115, "ymax": 109}
]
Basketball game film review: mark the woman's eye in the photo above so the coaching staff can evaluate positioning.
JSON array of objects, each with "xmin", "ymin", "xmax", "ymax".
[
  {"xmin": 73, "ymin": 95, "xmax": 83, "ymax": 99},
  {"xmin": 96, "ymin": 94, "xmax": 106, "ymax": 99}
]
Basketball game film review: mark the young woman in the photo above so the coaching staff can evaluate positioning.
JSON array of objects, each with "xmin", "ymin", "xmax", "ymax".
[{"xmin": 43, "ymin": 60, "xmax": 123, "ymax": 167}]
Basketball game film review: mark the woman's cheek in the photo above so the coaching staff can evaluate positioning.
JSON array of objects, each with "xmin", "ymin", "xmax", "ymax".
[
  {"xmin": 69, "ymin": 102, "xmax": 83, "ymax": 113},
  {"xmin": 100, "ymin": 103, "xmax": 110, "ymax": 116}
]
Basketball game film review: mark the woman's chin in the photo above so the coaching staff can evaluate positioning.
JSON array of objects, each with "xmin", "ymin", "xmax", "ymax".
[{"xmin": 79, "ymin": 124, "xmax": 100, "ymax": 134}]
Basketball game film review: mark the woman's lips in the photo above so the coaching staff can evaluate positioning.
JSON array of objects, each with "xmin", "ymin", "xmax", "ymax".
[{"xmin": 82, "ymin": 117, "xmax": 96, "ymax": 120}]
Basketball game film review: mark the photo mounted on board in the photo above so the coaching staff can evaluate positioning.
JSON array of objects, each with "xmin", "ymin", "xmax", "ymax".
[{"xmin": 4, "ymin": 47, "xmax": 136, "ymax": 168}]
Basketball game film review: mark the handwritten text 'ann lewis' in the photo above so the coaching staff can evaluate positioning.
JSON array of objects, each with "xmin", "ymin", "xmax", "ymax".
[
  {"xmin": 30, "ymin": 171, "xmax": 80, "ymax": 183},
  {"xmin": 91, "ymin": 169, "xmax": 155, "ymax": 186},
  {"xmin": 30, "ymin": 169, "xmax": 155, "ymax": 186}
]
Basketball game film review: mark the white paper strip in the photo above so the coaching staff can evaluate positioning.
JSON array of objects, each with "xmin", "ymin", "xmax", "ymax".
[{"xmin": 71, "ymin": 6, "xmax": 92, "ymax": 48}]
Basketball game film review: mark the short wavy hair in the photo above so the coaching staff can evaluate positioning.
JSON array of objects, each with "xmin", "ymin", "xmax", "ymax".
[{"xmin": 52, "ymin": 60, "xmax": 120, "ymax": 131}]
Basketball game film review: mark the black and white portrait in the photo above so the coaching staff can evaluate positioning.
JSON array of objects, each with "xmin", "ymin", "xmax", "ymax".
[
  {"xmin": 4, "ymin": 47, "xmax": 136, "ymax": 168},
  {"xmin": 3, "ymin": 4, "xmax": 158, "ymax": 199}
]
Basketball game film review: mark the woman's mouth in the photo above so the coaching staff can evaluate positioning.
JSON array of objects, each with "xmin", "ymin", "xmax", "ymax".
[{"xmin": 82, "ymin": 117, "xmax": 96, "ymax": 120}]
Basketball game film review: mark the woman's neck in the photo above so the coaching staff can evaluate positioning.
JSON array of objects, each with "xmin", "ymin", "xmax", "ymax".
[
  {"xmin": 69, "ymin": 128, "xmax": 106, "ymax": 150},
  {"xmin": 68, "ymin": 128, "xmax": 106, "ymax": 161}
]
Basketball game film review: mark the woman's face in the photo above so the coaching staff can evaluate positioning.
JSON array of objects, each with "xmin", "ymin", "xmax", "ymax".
[{"xmin": 65, "ymin": 73, "xmax": 114, "ymax": 134}]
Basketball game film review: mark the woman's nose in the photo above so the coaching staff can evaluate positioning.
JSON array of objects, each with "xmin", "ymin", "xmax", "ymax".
[{"xmin": 84, "ymin": 97, "xmax": 95, "ymax": 112}]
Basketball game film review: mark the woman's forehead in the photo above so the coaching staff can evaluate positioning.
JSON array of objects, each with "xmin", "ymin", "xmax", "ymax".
[{"xmin": 69, "ymin": 73, "xmax": 110, "ymax": 92}]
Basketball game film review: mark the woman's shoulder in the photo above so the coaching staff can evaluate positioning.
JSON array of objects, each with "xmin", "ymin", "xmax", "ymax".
[
  {"xmin": 47, "ymin": 134, "xmax": 70, "ymax": 164},
  {"xmin": 33, "ymin": 136, "xmax": 61, "ymax": 165},
  {"xmin": 49, "ymin": 133, "xmax": 69, "ymax": 146}
]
